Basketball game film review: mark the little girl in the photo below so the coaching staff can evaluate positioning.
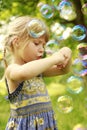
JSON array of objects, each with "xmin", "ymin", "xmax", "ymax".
[{"xmin": 3, "ymin": 16, "xmax": 72, "ymax": 130}]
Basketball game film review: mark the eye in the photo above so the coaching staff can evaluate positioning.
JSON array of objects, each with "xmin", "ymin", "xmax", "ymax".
[{"xmin": 34, "ymin": 42, "xmax": 39, "ymax": 46}]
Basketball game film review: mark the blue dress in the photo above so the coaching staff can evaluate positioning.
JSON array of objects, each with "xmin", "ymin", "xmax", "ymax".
[{"xmin": 5, "ymin": 75, "xmax": 58, "ymax": 130}]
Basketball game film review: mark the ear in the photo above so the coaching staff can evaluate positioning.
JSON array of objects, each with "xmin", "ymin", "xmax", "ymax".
[{"xmin": 12, "ymin": 36, "xmax": 20, "ymax": 47}]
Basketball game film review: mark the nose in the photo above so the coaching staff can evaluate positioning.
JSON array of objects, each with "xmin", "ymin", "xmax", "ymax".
[{"xmin": 38, "ymin": 45, "xmax": 44, "ymax": 53}]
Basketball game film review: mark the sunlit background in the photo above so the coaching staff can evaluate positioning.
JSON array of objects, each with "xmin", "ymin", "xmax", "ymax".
[{"xmin": 0, "ymin": 0, "xmax": 87, "ymax": 130}]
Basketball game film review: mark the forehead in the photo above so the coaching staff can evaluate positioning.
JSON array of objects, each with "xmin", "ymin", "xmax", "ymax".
[{"xmin": 32, "ymin": 36, "xmax": 46, "ymax": 44}]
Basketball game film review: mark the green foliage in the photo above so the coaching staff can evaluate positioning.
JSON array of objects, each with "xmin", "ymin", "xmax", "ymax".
[
  {"xmin": 0, "ymin": 0, "xmax": 39, "ymax": 20},
  {"xmin": 0, "ymin": 1, "xmax": 87, "ymax": 129}
]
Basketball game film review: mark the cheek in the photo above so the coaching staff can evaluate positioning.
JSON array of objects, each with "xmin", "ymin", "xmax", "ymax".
[{"xmin": 25, "ymin": 46, "xmax": 36, "ymax": 57}]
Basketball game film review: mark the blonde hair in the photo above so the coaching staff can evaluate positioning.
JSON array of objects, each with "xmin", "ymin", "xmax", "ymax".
[{"xmin": 2, "ymin": 16, "xmax": 49, "ymax": 68}]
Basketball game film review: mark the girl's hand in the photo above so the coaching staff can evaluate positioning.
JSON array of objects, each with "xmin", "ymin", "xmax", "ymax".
[
  {"xmin": 58, "ymin": 47, "xmax": 72, "ymax": 67},
  {"xmin": 51, "ymin": 47, "xmax": 72, "ymax": 68},
  {"xmin": 51, "ymin": 50, "xmax": 66, "ymax": 65}
]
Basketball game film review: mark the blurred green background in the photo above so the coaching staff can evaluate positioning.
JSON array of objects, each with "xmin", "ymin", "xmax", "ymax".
[{"xmin": 0, "ymin": 0, "xmax": 87, "ymax": 130}]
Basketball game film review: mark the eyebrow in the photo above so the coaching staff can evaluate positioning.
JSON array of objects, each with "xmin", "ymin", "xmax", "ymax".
[{"xmin": 34, "ymin": 39, "xmax": 46, "ymax": 45}]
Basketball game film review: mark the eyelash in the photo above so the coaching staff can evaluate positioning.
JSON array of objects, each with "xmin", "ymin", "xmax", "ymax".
[
  {"xmin": 34, "ymin": 43, "xmax": 38, "ymax": 46},
  {"xmin": 34, "ymin": 43, "xmax": 45, "ymax": 48}
]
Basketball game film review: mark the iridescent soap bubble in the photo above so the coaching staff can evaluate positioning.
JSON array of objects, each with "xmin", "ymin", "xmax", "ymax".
[
  {"xmin": 77, "ymin": 43, "xmax": 87, "ymax": 55},
  {"xmin": 81, "ymin": 55, "xmax": 87, "ymax": 68},
  {"xmin": 81, "ymin": 54, "xmax": 87, "ymax": 60},
  {"xmin": 72, "ymin": 25, "xmax": 87, "ymax": 41},
  {"xmin": 58, "ymin": 0, "xmax": 72, "ymax": 11},
  {"xmin": 82, "ymin": 60, "xmax": 87, "ymax": 68},
  {"xmin": 40, "ymin": 4, "xmax": 54, "ymax": 19},
  {"xmin": 27, "ymin": 19, "xmax": 46, "ymax": 38},
  {"xmin": 67, "ymin": 76, "xmax": 84, "ymax": 94},
  {"xmin": 37, "ymin": 2, "xmax": 44, "ymax": 8},
  {"xmin": 57, "ymin": 95, "xmax": 73, "ymax": 114},
  {"xmin": 45, "ymin": 39, "xmax": 59, "ymax": 56},
  {"xmin": 73, "ymin": 123, "xmax": 87, "ymax": 130},
  {"xmin": 72, "ymin": 58, "xmax": 83, "ymax": 76},
  {"xmin": 79, "ymin": 69, "xmax": 87, "ymax": 77},
  {"xmin": 58, "ymin": 1, "xmax": 77, "ymax": 21},
  {"xmin": 81, "ymin": 3, "xmax": 87, "ymax": 15}
]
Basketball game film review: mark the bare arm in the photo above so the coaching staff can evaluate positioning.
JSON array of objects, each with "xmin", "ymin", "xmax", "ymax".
[
  {"xmin": 43, "ymin": 47, "xmax": 72, "ymax": 77},
  {"xmin": 5, "ymin": 50, "xmax": 66, "ymax": 82},
  {"xmin": 5, "ymin": 47, "xmax": 72, "ymax": 82},
  {"xmin": 43, "ymin": 56, "xmax": 72, "ymax": 77}
]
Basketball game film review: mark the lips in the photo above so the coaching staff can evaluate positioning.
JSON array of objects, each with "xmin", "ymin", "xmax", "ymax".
[{"xmin": 37, "ymin": 56, "xmax": 42, "ymax": 59}]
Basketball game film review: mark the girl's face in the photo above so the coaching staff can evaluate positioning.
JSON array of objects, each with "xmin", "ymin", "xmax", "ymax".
[{"xmin": 20, "ymin": 36, "xmax": 46, "ymax": 63}]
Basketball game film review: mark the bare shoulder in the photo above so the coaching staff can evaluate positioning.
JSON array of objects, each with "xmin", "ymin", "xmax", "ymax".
[
  {"xmin": 5, "ymin": 64, "xmax": 20, "ymax": 78},
  {"xmin": 5, "ymin": 64, "xmax": 22, "ymax": 82},
  {"xmin": 5, "ymin": 64, "xmax": 22, "ymax": 93}
]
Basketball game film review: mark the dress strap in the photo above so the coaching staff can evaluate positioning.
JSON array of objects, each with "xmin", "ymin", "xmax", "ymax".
[
  {"xmin": 5, "ymin": 78, "xmax": 10, "ymax": 94},
  {"xmin": 5, "ymin": 78, "xmax": 24, "ymax": 102}
]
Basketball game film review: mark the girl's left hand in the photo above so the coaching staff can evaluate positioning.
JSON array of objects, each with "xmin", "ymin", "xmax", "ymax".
[
  {"xmin": 57, "ymin": 47, "xmax": 72, "ymax": 69},
  {"xmin": 57, "ymin": 64, "xmax": 64, "ymax": 69}
]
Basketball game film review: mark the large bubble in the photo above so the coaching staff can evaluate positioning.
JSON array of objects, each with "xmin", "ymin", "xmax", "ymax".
[
  {"xmin": 40, "ymin": 4, "xmax": 54, "ymax": 19},
  {"xmin": 58, "ymin": 0, "xmax": 77, "ymax": 21},
  {"xmin": 72, "ymin": 25, "xmax": 87, "ymax": 41},
  {"xmin": 58, "ymin": 0, "xmax": 72, "ymax": 10},
  {"xmin": 67, "ymin": 75, "xmax": 84, "ymax": 94},
  {"xmin": 57, "ymin": 95, "xmax": 73, "ymax": 114},
  {"xmin": 27, "ymin": 19, "xmax": 46, "ymax": 38}
]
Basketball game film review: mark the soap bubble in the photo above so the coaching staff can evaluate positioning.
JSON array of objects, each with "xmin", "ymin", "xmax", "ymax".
[
  {"xmin": 81, "ymin": 3, "xmax": 87, "ymax": 15},
  {"xmin": 45, "ymin": 39, "xmax": 59, "ymax": 56},
  {"xmin": 58, "ymin": 0, "xmax": 77, "ymax": 21},
  {"xmin": 57, "ymin": 95, "xmax": 73, "ymax": 113},
  {"xmin": 79, "ymin": 69, "xmax": 87, "ymax": 77},
  {"xmin": 72, "ymin": 25, "xmax": 87, "ymax": 41},
  {"xmin": 77, "ymin": 43, "xmax": 87, "ymax": 55},
  {"xmin": 81, "ymin": 54, "xmax": 87, "ymax": 60},
  {"xmin": 67, "ymin": 76, "xmax": 84, "ymax": 94},
  {"xmin": 58, "ymin": 0, "xmax": 72, "ymax": 11},
  {"xmin": 37, "ymin": 2, "xmax": 44, "ymax": 8},
  {"xmin": 73, "ymin": 123, "xmax": 87, "ymax": 130},
  {"xmin": 40, "ymin": 4, "xmax": 54, "ymax": 19},
  {"xmin": 82, "ymin": 60, "xmax": 87, "ymax": 68},
  {"xmin": 72, "ymin": 58, "xmax": 83, "ymax": 76},
  {"xmin": 27, "ymin": 19, "xmax": 46, "ymax": 38}
]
